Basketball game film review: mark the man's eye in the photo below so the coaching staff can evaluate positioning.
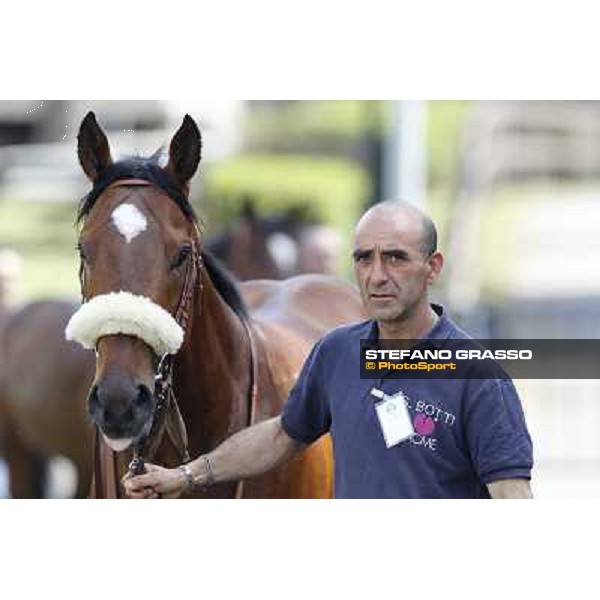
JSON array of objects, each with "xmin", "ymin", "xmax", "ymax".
[{"xmin": 386, "ymin": 253, "xmax": 406, "ymax": 264}]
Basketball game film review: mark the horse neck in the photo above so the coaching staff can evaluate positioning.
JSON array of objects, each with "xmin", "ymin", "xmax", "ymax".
[{"xmin": 174, "ymin": 267, "xmax": 252, "ymax": 454}]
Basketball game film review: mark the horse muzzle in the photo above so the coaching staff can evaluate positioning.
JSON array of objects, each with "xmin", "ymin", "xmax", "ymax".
[
  {"xmin": 66, "ymin": 291, "xmax": 184, "ymax": 452},
  {"xmin": 88, "ymin": 380, "xmax": 155, "ymax": 449}
]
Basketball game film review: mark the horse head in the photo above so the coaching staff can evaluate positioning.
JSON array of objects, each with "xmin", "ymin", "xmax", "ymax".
[
  {"xmin": 66, "ymin": 112, "xmax": 202, "ymax": 453},
  {"xmin": 205, "ymin": 197, "xmax": 322, "ymax": 280}
]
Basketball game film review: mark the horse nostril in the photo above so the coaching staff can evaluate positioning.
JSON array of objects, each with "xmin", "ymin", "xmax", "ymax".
[
  {"xmin": 88, "ymin": 385, "xmax": 100, "ymax": 417},
  {"xmin": 134, "ymin": 385, "xmax": 153, "ymax": 412},
  {"xmin": 86, "ymin": 380, "xmax": 153, "ymax": 435}
]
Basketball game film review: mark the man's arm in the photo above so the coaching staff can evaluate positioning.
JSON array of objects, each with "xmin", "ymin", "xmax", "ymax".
[
  {"xmin": 196, "ymin": 415, "xmax": 305, "ymax": 484},
  {"xmin": 487, "ymin": 479, "xmax": 533, "ymax": 499},
  {"xmin": 123, "ymin": 416, "xmax": 305, "ymax": 498}
]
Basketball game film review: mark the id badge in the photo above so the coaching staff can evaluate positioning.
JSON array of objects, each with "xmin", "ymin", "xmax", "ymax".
[{"xmin": 371, "ymin": 388, "xmax": 414, "ymax": 448}]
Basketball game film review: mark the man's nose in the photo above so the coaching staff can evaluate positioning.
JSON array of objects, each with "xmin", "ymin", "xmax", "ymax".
[{"xmin": 370, "ymin": 256, "xmax": 389, "ymax": 284}]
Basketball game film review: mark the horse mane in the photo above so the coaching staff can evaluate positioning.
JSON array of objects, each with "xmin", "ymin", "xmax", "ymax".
[
  {"xmin": 201, "ymin": 251, "xmax": 248, "ymax": 320},
  {"xmin": 203, "ymin": 230, "xmax": 230, "ymax": 261},
  {"xmin": 77, "ymin": 153, "xmax": 197, "ymax": 224}
]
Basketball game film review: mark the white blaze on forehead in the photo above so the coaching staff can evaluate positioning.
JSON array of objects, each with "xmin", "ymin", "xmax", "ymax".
[{"xmin": 111, "ymin": 203, "xmax": 148, "ymax": 243}]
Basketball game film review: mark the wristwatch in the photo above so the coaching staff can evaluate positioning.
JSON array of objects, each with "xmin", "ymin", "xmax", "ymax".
[{"xmin": 178, "ymin": 463, "xmax": 195, "ymax": 490}]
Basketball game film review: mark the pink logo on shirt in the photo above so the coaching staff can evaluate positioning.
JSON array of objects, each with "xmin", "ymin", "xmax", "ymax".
[{"xmin": 414, "ymin": 414, "xmax": 435, "ymax": 436}]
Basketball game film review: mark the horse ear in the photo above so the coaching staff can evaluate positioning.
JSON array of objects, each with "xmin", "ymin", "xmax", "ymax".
[
  {"xmin": 167, "ymin": 115, "xmax": 202, "ymax": 186},
  {"xmin": 241, "ymin": 196, "xmax": 257, "ymax": 224},
  {"xmin": 77, "ymin": 112, "xmax": 113, "ymax": 183}
]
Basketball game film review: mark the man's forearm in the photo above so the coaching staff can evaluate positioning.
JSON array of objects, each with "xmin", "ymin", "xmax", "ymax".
[
  {"xmin": 187, "ymin": 416, "xmax": 304, "ymax": 487},
  {"xmin": 487, "ymin": 478, "xmax": 533, "ymax": 499}
]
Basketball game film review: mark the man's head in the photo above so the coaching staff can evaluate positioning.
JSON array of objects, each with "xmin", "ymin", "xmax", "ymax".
[
  {"xmin": 296, "ymin": 225, "xmax": 342, "ymax": 276},
  {"xmin": 352, "ymin": 200, "xmax": 443, "ymax": 325}
]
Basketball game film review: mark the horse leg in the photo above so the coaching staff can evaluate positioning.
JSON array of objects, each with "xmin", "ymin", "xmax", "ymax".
[
  {"xmin": 73, "ymin": 452, "xmax": 93, "ymax": 499},
  {"xmin": 3, "ymin": 413, "xmax": 48, "ymax": 499}
]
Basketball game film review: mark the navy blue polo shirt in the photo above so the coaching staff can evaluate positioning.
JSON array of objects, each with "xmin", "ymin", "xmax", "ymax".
[{"xmin": 281, "ymin": 305, "xmax": 533, "ymax": 498}]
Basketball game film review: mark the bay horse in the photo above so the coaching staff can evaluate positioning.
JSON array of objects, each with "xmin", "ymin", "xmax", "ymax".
[
  {"xmin": 66, "ymin": 112, "xmax": 364, "ymax": 498},
  {"xmin": 205, "ymin": 198, "xmax": 308, "ymax": 280},
  {"xmin": 0, "ymin": 300, "xmax": 95, "ymax": 498},
  {"xmin": 0, "ymin": 207, "xmax": 321, "ymax": 498}
]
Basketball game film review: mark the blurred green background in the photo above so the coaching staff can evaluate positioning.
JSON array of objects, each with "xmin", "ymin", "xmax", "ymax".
[{"xmin": 0, "ymin": 100, "xmax": 468, "ymax": 301}]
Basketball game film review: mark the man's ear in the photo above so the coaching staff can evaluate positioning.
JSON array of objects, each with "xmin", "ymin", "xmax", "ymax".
[
  {"xmin": 166, "ymin": 114, "xmax": 202, "ymax": 187},
  {"xmin": 426, "ymin": 251, "xmax": 444, "ymax": 285},
  {"xmin": 77, "ymin": 112, "xmax": 113, "ymax": 183}
]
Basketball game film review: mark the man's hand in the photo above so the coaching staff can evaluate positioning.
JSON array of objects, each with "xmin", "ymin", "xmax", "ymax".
[
  {"xmin": 121, "ymin": 416, "xmax": 303, "ymax": 499},
  {"xmin": 122, "ymin": 463, "xmax": 187, "ymax": 499}
]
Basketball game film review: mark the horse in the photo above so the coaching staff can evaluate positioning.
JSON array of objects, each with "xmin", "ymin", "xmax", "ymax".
[
  {"xmin": 208, "ymin": 200, "xmax": 345, "ymax": 281},
  {"xmin": 205, "ymin": 199, "xmax": 310, "ymax": 280},
  {"xmin": 0, "ymin": 300, "xmax": 95, "ymax": 498},
  {"xmin": 66, "ymin": 111, "xmax": 364, "ymax": 498},
  {"xmin": 0, "ymin": 209, "xmax": 326, "ymax": 498},
  {"xmin": 0, "ymin": 248, "xmax": 69, "ymax": 498}
]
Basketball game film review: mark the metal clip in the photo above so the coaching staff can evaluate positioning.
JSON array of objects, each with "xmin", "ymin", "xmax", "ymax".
[{"xmin": 128, "ymin": 454, "xmax": 146, "ymax": 476}]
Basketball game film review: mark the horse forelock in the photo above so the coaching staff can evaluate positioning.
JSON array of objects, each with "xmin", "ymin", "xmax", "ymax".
[{"xmin": 77, "ymin": 156, "xmax": 198, "ymax": 226}]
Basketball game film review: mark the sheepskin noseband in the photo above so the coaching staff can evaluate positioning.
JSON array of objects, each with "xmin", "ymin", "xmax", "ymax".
[{"xmin": 65, "ymin": 291, "xmax": 184, "ymax": 356}]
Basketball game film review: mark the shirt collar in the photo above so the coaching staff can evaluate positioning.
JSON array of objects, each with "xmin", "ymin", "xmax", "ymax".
[{"xmin": 364, "ymin": 303, "xmax": 453, "ymax": 349}]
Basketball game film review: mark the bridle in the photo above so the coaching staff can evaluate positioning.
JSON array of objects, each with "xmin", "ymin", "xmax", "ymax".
[
  {"xmin": 128, "ymin": 210, "xmax": 202, "ymax": 476},
  {"xmin": 81, "ymin": 178, "xmax": 258, "ymax": 498}
]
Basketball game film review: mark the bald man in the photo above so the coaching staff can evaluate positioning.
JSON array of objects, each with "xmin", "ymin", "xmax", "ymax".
[{"xmin": 123, "ymin": 201, "xmax": 533, "ymax": 499}]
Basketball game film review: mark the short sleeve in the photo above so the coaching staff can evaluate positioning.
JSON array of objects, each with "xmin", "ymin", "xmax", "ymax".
[
  {"xmin": 281, "ymin": 338, "xmax": 331, "ymax": 444},
  {"xmin": 463, "ymin": 378, "xmax": 533, "ymax": 484}
]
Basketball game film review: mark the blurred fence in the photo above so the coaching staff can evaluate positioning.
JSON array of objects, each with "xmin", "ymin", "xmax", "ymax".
[{"xmin": 492, "ymin": 297, "xmax": 600, "ymax": 463}]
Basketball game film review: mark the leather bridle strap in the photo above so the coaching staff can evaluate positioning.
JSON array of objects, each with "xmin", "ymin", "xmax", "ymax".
[
  {"xmin": 128, "ymin": 245, "xmax": 202, "ymax": 475},
  {"xmin": 234, "ymin": 316, "xmax": 260, "ymax": 499},
  {"xmin": 92, "ymin": 426, "xmax": 120, "ymax": 498},
  {"xmin": 104, "ymin": 178, "xmax": 154, "ymax": 189}
]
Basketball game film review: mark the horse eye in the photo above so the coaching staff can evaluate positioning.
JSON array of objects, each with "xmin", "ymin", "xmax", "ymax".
[{"xmin": 171, "ymin": 245, "xmax": 191, "ymax": 270}]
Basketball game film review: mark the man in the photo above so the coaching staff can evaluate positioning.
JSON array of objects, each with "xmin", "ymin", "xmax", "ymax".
[
  {"xmin": 123, "ymin": 200, "xmax": 533, "ymax": 499},
  {"xmin": 295, "ymin": 224, "xmax": 342, "ymax": 276}
]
